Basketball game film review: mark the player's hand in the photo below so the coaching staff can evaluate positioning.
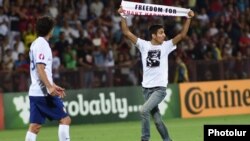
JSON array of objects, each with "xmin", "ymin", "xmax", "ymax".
[
  {"xmin": 48, "ymin": 86, "xmax": 58, "ymax": 96},
  {"xmin": 48, "ymin": 85, "xmax": 65, "ymax": 98},
  {"xmin": 55, "ymin": 84, "xmax": 66, "ymax": 98},
  {"xmin": 188, "ymin": 10, "xmax": 195, "ymax": 18}
]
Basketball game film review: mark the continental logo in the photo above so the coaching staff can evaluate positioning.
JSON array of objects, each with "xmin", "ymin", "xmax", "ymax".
[
  {"xmin": 180, "ymin": 80, "xmax": 250, "ymax": 118},
  {"xmin": 185, "ymin": 86, "xmax": 250, "ymax": 114}
]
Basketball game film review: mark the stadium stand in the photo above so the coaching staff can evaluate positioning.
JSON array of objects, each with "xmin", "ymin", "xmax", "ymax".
[{"xmin": 0, "ymin": 0, "xmax": 249, "ymax": 92}]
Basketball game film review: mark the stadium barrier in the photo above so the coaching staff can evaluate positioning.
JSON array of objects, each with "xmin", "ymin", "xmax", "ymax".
[
  {"xmin": 179, "ymin": 79, "xmax": 250, "ymax": 118},
  {"xmin": 0, "ymin": 93, "xmax": 4, "ymax": 130},
  {"xmin": 1, "ymin": 85, "xmax": 179, "ymax": 129},
  {"xmin": 1, "ymin": 79, "xmax": 250, "ymax": 130}
]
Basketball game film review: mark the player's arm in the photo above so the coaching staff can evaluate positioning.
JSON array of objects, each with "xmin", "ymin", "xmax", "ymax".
[
  {"xmin": 118, "ymin": 7, "xmax": 138, "ymax": 45},
  {"xmin": 172, "ymin": 10, "xmax": 195, "ymax": 45},
  {"xmin": 37, "ymin": 63, "xmax": 58, "ymax": 96}
]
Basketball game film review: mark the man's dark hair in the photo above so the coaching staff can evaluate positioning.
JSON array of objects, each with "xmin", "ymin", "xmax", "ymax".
[
  {"xmin": 148, "ymin": 24, "xmax": 164, "ymax": 39},
  {"xmin": 36, "ymin": 16, "xmax": 55, "ymax": 37}
]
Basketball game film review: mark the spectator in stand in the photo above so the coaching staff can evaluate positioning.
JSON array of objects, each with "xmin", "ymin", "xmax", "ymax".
[
  {"xmin": 63, "ymin": 45, "xmax": 77, "ymax": 70},
  {"xmin": 114, "ymin": 52, "xmax": 134, "ymax": 86},
  {"xmin": 196, "ymin": 8, "xmax": 209, "ymax": 27},
  {"xmin": 61, "ymin": 20, "xmax": 78, "ymax": 44},
  {"xmin": 2, "ymin": 35, "xmax": 11, "ymax": 52},
  {"xmin": 111, "ymin": 9, "xmax": 122, "ymax": 43},
  {"xmin": 174, "ymin": 56, "xmax": 189, "ymax": 83},
  {"xmin": 7, "ymin": 4, "xmax": 20, "ymax": 41},
  {"xmin": 48, "ymin": 1, "xmax": 59, "ymax": 19},
  {"xmin": 3, "ymin": 48, "xmax": 14, "ymax": 71},
  {"xmin": 90, "ymin": 0, "xmax": 104, "ymax": 18},
  {"xmin": 13, "ymin": 53, "xmax": 29, "ymax": 72},
  {"xmin": 210, "ymin": 43, "xmax": 222, "ymax": 61},
  {"xmin": 77, "ymin": 0, "xmax": 88, "ymax": 25},
  {"xmin": 77, "ymin": 41, "xmax": 95, "ymax": 88},
  {"xmin": 207, "ymin": 21, "xmax": 219, "ymax": 37},
  {"xmin": 22, "ymin": 22, "xmax": 37, "ymax": 50},
  {"xmin": 188, "ymin": 0, "xmax": 196, "ymax": 9},
  {"xmin": 11, "ymin": 35, "xmax": 25, "ymax": 54},
  {"xmin": 51, "ymin": 17, "xmax": 62, "ymax": 43},
  {"xmin": 99, "ymin": 7, "xmax": 113, "ymax": 33},
  {"xmin": 13, "ymin": 53, "xmax": 29, "ymax": 92},
  {"xmin": 54, "ymin": 31, "xmax": 69, "ymax": 64},
  {"xmin": 222, "ymin": 38, "xmax": 234, "ymax": 59},
  {"xmin": 103, "ymin": 45, "xmax": 115, "ymax": 87},
  {"xmin": 209, "ymin": 0, "xmax": 223, "ymax": 18},
  {"xmin": 233, "ymin": 51, "xmax": 247, "ymax": 79},
  {"xmin": 238, "ymin": 31, "xmax": 250, "ymax": 56},
  {"xmin": 0, "ymin": 6, "xmax": 9, "ymax": 37},
  {"xmin": 52, "ymin": 50, "xmax": 61, "ymax": 84}
]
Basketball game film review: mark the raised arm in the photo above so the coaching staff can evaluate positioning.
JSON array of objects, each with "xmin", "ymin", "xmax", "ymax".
[
  {"xmin": 118, "ymin": 7, "xmax": 138, "ymax": 45},
  {"xmin": 172, "ymin": 10, "xmax": 195, "ymax": 45}
]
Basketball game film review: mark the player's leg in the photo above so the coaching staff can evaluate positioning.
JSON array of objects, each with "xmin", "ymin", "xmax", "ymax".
[
  {"xmin": 151, "ymin": 106, "xmax": 171, "ymax": 141},
  {"xmin": 25, "ymin": 123, "xmax": 42, "ymax": 141},
  {"xmin": 25, "ymin": 96, "xmax": 46, "ymax": 141},
  {"xmin": 34, "ymin": 95, "xmax": 71, "ymax": 141},
  {"xmin": 58, "ymin": 116, "xmax": 71, "ymax": 141}
]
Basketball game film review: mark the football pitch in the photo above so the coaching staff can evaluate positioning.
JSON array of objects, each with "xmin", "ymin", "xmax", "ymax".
[{"xmin": 0, "ymin": 114, "xmax": 249, "ymax": 141}]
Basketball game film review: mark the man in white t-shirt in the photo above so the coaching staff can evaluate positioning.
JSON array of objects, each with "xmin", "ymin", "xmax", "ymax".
[
  {"xmin": 118, "ymin": 7, "xmax": 194, "ymax": 141},
  {"xmin": 25, "ymin": 16, "xmax": 71, "ymax": 141}
]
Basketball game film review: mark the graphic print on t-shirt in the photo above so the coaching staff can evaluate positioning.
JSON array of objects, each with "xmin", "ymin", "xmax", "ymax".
[{"xmin": 146, "ymin": 50, "xmax": 161, "ymax": 67}]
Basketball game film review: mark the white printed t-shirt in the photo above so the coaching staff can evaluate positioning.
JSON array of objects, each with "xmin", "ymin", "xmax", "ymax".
[
  {"xmin": 136, "ymin": 38, "xmax": 176, "ymax": 88},
  {"xmin": 29, "ymin": 37, "xmax": 53, "ymax": 96}
]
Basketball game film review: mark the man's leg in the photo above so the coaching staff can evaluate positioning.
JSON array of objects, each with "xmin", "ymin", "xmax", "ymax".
[
  {"xmin": 140, "ymin": 87, "xmax": 167, "ymax": 141},
  {"xmin": 25, "ymin": 123, "xmax": 42, "ymax": 141},
  {"xmin": 151, "ymin": 107, "xmax": 171, "ymax": 141},
  {"xmin": 140, "ymin": 102, "xmax": 151, "ymax": 141},
  {"xmin": 58, "ymin": 116, "xmax": 71, "ymax": 141}
]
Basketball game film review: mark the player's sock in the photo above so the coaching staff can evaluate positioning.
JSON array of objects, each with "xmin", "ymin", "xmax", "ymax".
[
  {"xmin": 58, "ymin": 124, "xmax": 70, "ymax": 141},
  {"xmin": 25, "ymin": 131, "xmax": 37, "ymax": 141}
]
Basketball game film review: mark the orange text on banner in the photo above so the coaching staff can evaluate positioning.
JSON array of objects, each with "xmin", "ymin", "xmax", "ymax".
[{"xmin": 179, "ymin": 80, "xmax": 250, "ymax": 118}]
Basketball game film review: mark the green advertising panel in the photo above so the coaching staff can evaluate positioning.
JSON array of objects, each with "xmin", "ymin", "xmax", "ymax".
[
  {"xmin": 3, "ymin": 92, "xmax": 30, "ymax": 129},
  {"xmin": 3, "ymin": 85, "xmax": 180, "ymax": 129},
  {"xmin": 161, "ymin": 84, "xmax": 180, "ymax": 119},
  {"xmin": 63, "ymin": 86, "xmax": 143, "ymax": 124}
]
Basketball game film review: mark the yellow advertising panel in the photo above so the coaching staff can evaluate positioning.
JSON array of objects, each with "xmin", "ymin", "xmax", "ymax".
[{"xmin": 180, "ymin": 80, "xmax": 250, "ymax": 118}]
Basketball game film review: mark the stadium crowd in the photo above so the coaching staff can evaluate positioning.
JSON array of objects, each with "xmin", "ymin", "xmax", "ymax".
[{"xmin": 0, "ymin": 0, "xmax": 250, "ymax": 92}]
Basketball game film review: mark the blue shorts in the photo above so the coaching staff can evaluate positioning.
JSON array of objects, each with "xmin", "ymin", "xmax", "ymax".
[{"xmin": 29, "ymin": 95, "xmax": 68, "ymax": 124}]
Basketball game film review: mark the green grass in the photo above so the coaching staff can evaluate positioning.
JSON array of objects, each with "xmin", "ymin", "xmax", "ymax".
[{"xmin": 0, "ymin": 114, "xmax": 249, "ymax": 141}]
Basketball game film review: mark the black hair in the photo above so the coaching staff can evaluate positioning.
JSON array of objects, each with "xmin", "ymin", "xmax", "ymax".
[
  {"xmin": 148, "ymin": 24, "xmax": 164, "ymax": 39},
  {"xmin": 36, "ymin": 16, "xmax": 55, "ymax": 37}
]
